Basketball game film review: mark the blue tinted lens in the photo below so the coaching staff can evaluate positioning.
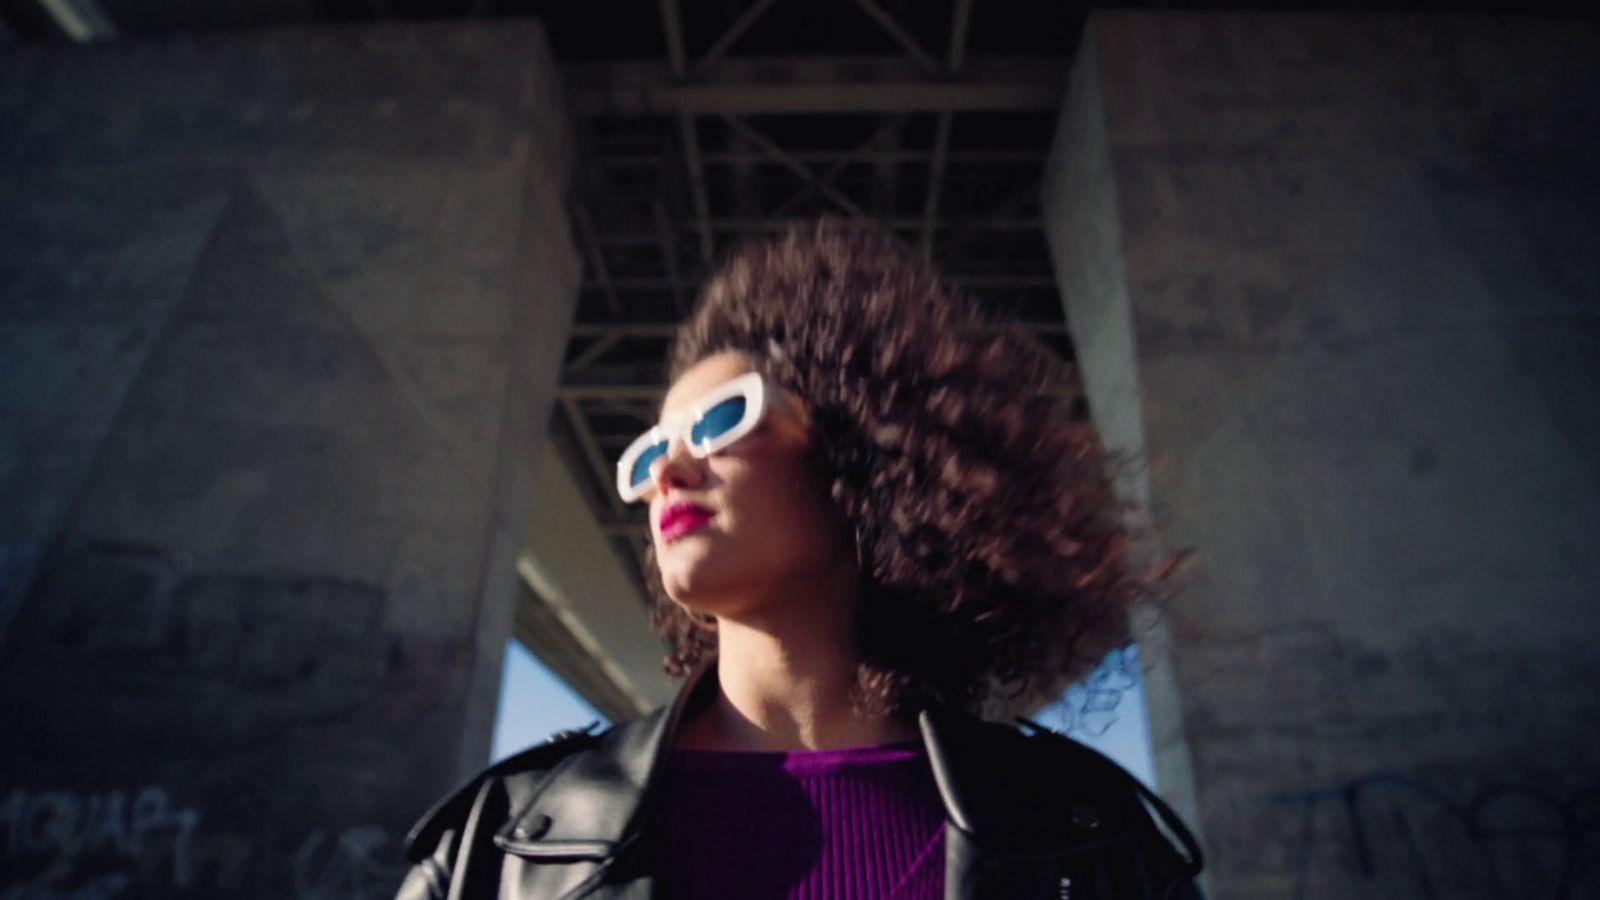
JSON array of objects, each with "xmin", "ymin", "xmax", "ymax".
[
  {"xmin": 629, "ymin": 441, "xmax": 668, "ymax": 488},
  {"xmin": 690, "ymin": 396, "xmax": 747, "ymax": 447}
]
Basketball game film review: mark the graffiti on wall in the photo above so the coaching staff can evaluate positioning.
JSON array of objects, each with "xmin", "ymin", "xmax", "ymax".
[
  {"xmin": 2, "ymin": 539, "xmax": 399, "ymax": 755},
  {"xmin": 293, "ymin": 826, "xmax": 409, "ymax": 900},
  {"xmin": 1274, "ymin": 772, "xmax": 1600, "ymax": 900},
  {"xmin": 0, "ymin": 534, "xmax": 419, "ymax": 890},
  {"xmin": 0, "ymin": 785, "xmax": 407, "ymax": 900},
  {"xmin": 0, "ymin": 785, "xmax": 199, "ymax": 899},
  {"xmin": 1, "ymin": 541, "xmax": 416, "ymax": 898}
]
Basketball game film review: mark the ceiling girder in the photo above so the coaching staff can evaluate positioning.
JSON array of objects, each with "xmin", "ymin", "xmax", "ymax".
[
  {"xmin": 567, "ymin": 57, "xmax": 1066, "ymax": 116},
  {"xmin": 35, "ymin": 0, "xmax": 115, "ymax": 41},
  {"xmin": 850, "ymin": 0, "xmax": 940, "ymax": 74},
  {"xmin": 585, "ymin": 218, "xmax": 1044, "ymax": 245},
  {"xmin": 694, "ymin": 0, "xmax": 783, "ymax": 73},
  {"xmin": 722, "ymin": 114, "xmax": 878, "ymax": 222},
  {"xmin": 769, "ymin": 112, "xmax": 911, "ymax": 219},
  {"xmin": 580, "ymin": 79, "xmax": 1063, "ymax": 116},
  {"xmin": 598, "ymin": 150, "xmax": 1045, "ymax": 166}
]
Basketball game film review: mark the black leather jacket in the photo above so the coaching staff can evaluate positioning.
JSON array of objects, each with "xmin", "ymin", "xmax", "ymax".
[{"xmin": 397, "ymin": 665, "xmax": 1205, "ymax": 900}]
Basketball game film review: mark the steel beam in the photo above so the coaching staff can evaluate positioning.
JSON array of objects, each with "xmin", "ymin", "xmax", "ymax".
[
  {"xmin": 567, "ymin": 57, "xmax": 1066, "ymax": 117},
  {"xmin": 850, "ymin": 0, "xmax": 940, "ymax": 74},
  {"xmin": 678, "ymin": 112, "xmax": 715, "ymax": 262},
  {"xmin": 923, "ymin": 0, "xmax": 975, "ymax": 259},
  {"xmin": 573, "ymin": 204, "xmax": 621, "ymax": 318},
  {"xmin": 657, "ymin": 0, "xmax": 687, "ymax": 73},
  {"xmin": 694, "ymin": 0, "xmax": 783, "ymax": 73},
  {"xmin": 583, "ymin": 80, "xmax": 1063, "ymax": 117},
  {"xmin": 721, "ymin": 115, "xmax": 874, "ymax": 221},
  {"xmin": 36, "ymin": 0, "xmax": 115, "ymax": 41},
  {"xmin": 597, "ymin": 150, "xmax": 1045, "ymax": 166},
  {"xmin": 657, "ymin": 0, "xmax": 715, "ymax": 262},
  {"xmin": 562, "ymin": 395, "xmax": 626, "ymax": 520},
  {"xmin": 948, "ymin": 0, "xmax": 975, "ymax": 72},
  {"xmin": 769, "ymin": 113, "xmax": 911, "ymax": 219},
  {"xmin": 651, "ymin": 199, "xmax": 689, "ymax": 315},
  {"xmin": 564, "ymin": 333, "xmax": 625, "ymax": 374},
  {"xmin": 921, "ymin": 111, "xmax": 953, "ymax": 260}
]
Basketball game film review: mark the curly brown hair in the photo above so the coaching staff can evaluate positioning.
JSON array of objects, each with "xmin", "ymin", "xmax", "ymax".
[{"xmin": 644, "ymin": 218, "xmax": 1181, "ymax": 718}]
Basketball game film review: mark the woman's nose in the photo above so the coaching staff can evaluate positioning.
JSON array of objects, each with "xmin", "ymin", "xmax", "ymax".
[{"xmin": 650, "ymin": 437, "xmax": 704, "ymax": 495}]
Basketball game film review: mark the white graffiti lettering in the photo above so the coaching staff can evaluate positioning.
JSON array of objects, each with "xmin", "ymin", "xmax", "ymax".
[
  {"xmin": 0, "ymin": 787, "xmax": 198, "ymax": 889},
  {"xmin": 293, "ymin": 825, "xmax": 408, "ymax": 900}
]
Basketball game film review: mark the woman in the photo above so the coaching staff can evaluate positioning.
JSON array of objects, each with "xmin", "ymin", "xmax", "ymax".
[{"xmin": 397, "ymin": 220, "xmax": 1204, "ymax": 900}]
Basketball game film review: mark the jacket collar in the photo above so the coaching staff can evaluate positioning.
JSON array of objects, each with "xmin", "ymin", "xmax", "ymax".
[
  {"xmin": 500, "ymin": 658, "xmax": 717, "ymax": 853},
  {"xmin": 918, "ymin": 705, "xmax": 1108, "ymax": 850},
  {"xmin": 503, "ymin": 658, "xmax": 1102, "ymax": 854}
]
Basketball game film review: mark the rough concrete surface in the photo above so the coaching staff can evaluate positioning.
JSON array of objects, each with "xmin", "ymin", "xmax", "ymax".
[
  {"xmin": 0, "ymin": 21, "xmax": 580, "ymax": 899},
  {"xmin": 1046, "ymin": 13, "xmax": 1600, "ymax": 900}
]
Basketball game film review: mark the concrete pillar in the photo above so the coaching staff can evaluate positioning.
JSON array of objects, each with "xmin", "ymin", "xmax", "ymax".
[
  {"xmin": 0, "ymin": 22, "xmax": 581, "ymax": 898},
  {"xmin": 1045, "ymin": 13, "xmax": 1600, "ymax": 899}
]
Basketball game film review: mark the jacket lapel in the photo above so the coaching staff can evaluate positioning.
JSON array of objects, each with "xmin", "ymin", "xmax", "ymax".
[
  {"xmin": 920, "ymin": 708, "xmax": 1122, "ymax": 900},
  {"xmin": 492, "ymin": 662, "xmax": 716, "ymax": 898}
]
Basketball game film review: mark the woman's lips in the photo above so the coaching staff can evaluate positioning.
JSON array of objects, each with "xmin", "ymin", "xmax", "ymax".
[{"xmin": 660, "ymin": 510, "xmax": 713, "ymax": 543}]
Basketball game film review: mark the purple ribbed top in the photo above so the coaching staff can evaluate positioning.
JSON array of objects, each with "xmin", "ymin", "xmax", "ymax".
[{"xmin": 655, "ymin": 740, "xmax": 946, "ymax": 899}]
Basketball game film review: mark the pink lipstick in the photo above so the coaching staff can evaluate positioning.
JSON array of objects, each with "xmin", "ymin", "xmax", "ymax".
[{"xmin": 659, "ymin": 502, "xmax": 713, "ymax": 543}]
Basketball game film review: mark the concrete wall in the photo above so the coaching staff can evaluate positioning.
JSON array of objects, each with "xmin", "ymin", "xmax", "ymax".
[
  {"xmin": 1045, "ymin": 13, "xmax": 1600, "ymax": 900},
  {"xmin": 0, "ymin": 22, "xmax": 581, "ymax": 899}
]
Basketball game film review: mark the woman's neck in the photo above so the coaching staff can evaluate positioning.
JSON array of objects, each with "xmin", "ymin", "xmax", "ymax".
[{"xmin": 674, "ymin": 585, "xmax": 917, "ymax": 752}]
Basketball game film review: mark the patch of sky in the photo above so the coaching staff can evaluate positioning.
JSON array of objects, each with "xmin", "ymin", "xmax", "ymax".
[{"xmin": 490, "ymin": 639, "xmax": 608, "ymax": 763}]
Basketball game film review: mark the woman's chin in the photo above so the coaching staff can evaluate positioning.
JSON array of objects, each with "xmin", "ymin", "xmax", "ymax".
[
  {"xmin": 664, "ymin": 573, "xmax": 752, "ymax": 620},
  {"xmin": 662, "ymin": 566, "xmax": 729, "ymax": 608}
]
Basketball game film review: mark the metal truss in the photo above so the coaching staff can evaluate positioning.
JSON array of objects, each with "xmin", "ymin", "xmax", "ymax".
[{"xmin": 554, "ymin": 1, "xmax": 1081, "ymax": 579}]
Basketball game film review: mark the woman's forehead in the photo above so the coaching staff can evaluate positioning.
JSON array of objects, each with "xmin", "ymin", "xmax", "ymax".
[{"xmin": 659, "ymin": 351, "xmax": 755, "ymax": 417}]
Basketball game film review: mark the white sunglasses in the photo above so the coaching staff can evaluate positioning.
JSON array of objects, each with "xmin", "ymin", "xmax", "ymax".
[{"xmin": 614, "ymin": 371, "xmax": 801, "ymax": 504}]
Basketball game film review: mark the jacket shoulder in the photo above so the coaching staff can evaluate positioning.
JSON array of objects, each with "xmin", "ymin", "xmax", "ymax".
[
  {"xmin": 403, "ymin": 723, "xmax": 605, "ymax": 863},
  {"xmin": 920, "ymin": 710, "xmax": 1204, "ymax": 895},
  {"xmin": 921, "ymin": 710, "xmax": 1139, "ymax": 818},
  {"xmin": 1014, "ymin": 717, "xmax": 1205, "ymax": 892}
]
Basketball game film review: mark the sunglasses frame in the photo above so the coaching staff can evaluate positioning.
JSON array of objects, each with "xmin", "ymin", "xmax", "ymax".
[{"xmin": 614, "ymin": 371, "xmax": 796, "ymax": 504}]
